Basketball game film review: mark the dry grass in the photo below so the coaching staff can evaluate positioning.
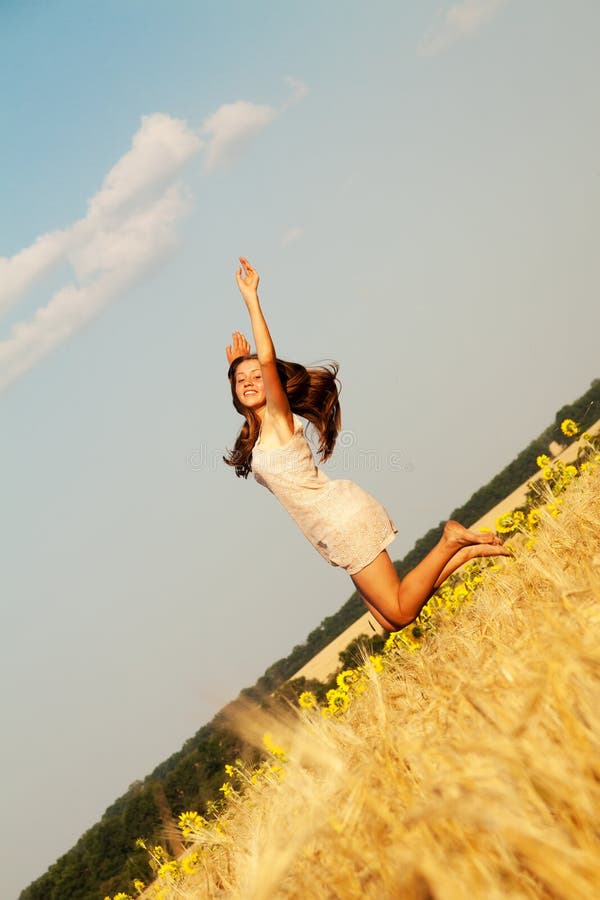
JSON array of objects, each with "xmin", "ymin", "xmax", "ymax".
[{"xmin": 173, "ymin": 469, "xmax": 600, "ymax": 899}]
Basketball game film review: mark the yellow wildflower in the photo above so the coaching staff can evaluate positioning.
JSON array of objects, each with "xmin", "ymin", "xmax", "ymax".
[
  {"xmin": 354, "ymin": 676, "xmax": 368, "ymax": 695},
  {"xmin": 526, "ymin": 508, "xmax": 541, "ymax": 531},
  {"xmin": 560, "ymin": 418, "xmax": 579, "ymax": 437},
  {"xmin": 250, "ymin": 764, "xmax": 266, "ymax": 784},
  {"xmin": 383, "ymin": 631, "xmax": 402, "ymax": 653},
  {"xmin": 582, "ymin": 431, "xmax": 591, "ymax": 441},
  {"xmin": 133, "ymin": 880, "xmax": 145, "ymax": 895},
  {"xmin": 326, "ymin": 687, "xmax": 351, "ymax": 715},
  {"xmin": 263, "ymin": 732, "xmax": 287, "ymax": 761},
  {"xmin": 178, "ymin": 810, "xmax": 205, "ymax": 837},
  {"xmin": 158, "ymin": 860, "xmax": 182, "ymax": 882},
  {"xmin": 495, "ymin": 512, "xmax": 515, "ymax": 534},
  {"xmin": 336, "ymin": 669, "xmax": 360, "ymax": 691},
  {"xmin": 219, "ymin": 781, "xmax": 234, "ymax": 799},
  {"xmin": 152, "ymin": 845, "xmax": 168, "ymax": 863},
  {"xmin": 298, "ymin": 691, "xmax": 317, "ymax": 709},
  {"xmin": 369, "ymin": 654, "xmax": 385, "ymax": 673},
  {"xmin": 224, "ymin": 763, "xmax": 235, "ymax": 777},
  {"xmin": 396, "ymin": 628, "xmax": 422, "ymax": 650},
  {"xmin": 536, "ymin": 454, "xmax": 550, "ymax": 468},
  {"xmin": 454, "ymin": 583, "xmax": 470, "ymax": 602},
  {"xmin": 181, "ymin": 851, "xmax": 201, "ymax": 875},
  {"xmin": 541, "ymin": 466, "xmax": 554, "ymax": 481}
]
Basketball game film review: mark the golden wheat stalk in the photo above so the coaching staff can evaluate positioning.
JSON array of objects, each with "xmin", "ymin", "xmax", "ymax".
[{"xmin": 139, "ymin": 467, "xmax": 600, "ymax": 900}]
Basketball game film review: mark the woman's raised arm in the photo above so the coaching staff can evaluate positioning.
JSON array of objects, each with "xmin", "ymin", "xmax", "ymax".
[
  {"xmin": 235, "ymin": 257, "xmax": 292, "ymax": 423},
  {"xmin": 235, "ymin": 257, "xmax": 276, "ymax": 364}
]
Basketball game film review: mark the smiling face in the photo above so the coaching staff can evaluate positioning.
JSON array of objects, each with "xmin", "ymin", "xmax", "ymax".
[{"xmin": 233, "ymin": 358, "xmax": 266, "ymax": 411}]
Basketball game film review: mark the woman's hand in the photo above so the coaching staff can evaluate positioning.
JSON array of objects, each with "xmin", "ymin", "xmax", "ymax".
[
  {"xmin": 235, "ymin": 256, "xmax": 260, "ymax": 304},
  {"xmin": 226, "ymin": 331, "xmax": 252, "ymax": 366}
]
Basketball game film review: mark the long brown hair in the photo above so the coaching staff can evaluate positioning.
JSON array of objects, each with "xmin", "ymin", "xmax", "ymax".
[{"xmin": 223, "ymin": 354, "xmax": 341, "ymax": 478}]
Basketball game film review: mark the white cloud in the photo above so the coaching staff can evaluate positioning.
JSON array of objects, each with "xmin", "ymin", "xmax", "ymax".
[
  {"xmin": 0, "ymin": 187, "xmax": 188, "ymax": 393},
  {"xmin": 418, "ymin": 0, "xmax": 509, "ymax": 56},
  {"xmin": 86, "ymin": 113, "xmax": 202, "ymax": 220},
  {"xmin": 70, "ymin": 186, "xmax": 189, "ymax": 281},
  {"xmin": 0, "ymin": 80, "xmax": 306, "ymax": 393},
  {"xmin": 201, "ymin": 77, "xmax": 308, "ymax": 172},
  {"xmin": 281, "ymin": 226, "xmax": 304, "ymax": 247},
  {"xmin": 0, "ymin": 114, "xmax": 201, "ymax": 319},
  {"xmin": 0, "ymin": 113, "xmax": 199, "ymax": 393},
  {"xmin": 0, "ymin": 231, "xmax": 70, "ymax": 318},
  {"xmin": 202, "ymin": 101, "xmax": 277, "ymax": 172}
]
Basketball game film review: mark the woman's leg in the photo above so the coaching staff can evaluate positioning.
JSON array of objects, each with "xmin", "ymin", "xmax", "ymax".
[
  {"xmin": 431, "ymin": 541, "xmax": 504, "ymax": 590},
  {"xmin": 351, "ymin": 521, "xmax": 511, "ymax": 631}
]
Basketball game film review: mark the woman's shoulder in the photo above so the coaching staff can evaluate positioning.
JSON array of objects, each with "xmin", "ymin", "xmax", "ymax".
[{"xmin": 255, "ymin": 412, "xmax": 305, "ymax": 451}]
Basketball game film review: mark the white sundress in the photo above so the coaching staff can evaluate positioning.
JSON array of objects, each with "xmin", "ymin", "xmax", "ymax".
[{"xmin": 251, "ymin": 414, "xmax": 398, "ymax": 576}]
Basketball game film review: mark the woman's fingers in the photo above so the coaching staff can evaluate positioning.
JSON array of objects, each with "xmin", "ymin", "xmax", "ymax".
[
  {"xmin": 239, "ymin": 256, "xmax": 255, "ymax": 275},
  {"xmin": 235, "ymin": 332, "xmax": 250, "ymax": 355},
  {"xmin": 236, "ymin": 257, "xmax": 259, "ymax": 293},
  {"xmin": 226, "ymin": 332, "xmax": 251, "ymax": 363}
]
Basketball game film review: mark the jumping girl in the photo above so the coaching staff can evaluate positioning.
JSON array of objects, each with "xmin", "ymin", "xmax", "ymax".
[{"xmin": 224, "ymin": 257, "xmax": 510, "ymax": 632}]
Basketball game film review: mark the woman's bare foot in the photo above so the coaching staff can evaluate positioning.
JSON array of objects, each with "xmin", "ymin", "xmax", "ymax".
[
  {"xmin": 442, "ymin": 520, "xmax": 503, "ymax": 550},
  {"xmin": 468, "ymin": 542, "xmax": 512, "ymax": 560},
  {"xmin": 432, "ymin": 541, "xmax": 512, "ymax": 589}
]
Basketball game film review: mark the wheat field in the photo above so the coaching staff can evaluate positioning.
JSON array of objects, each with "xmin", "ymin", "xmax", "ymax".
[{"xmin": 141, "ymin": 466, "xmax": 600, "ymax": 900}]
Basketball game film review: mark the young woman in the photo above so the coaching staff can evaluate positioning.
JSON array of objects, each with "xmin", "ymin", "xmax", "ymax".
[{"xmin": 224, "ymin": 257, "xmax": 510, "ymax": 632}]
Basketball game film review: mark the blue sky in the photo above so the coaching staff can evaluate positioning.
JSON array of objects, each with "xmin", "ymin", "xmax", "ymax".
[{"xmin": 2, "ymin": 1, "xmax": 600, "ymax": 896}]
